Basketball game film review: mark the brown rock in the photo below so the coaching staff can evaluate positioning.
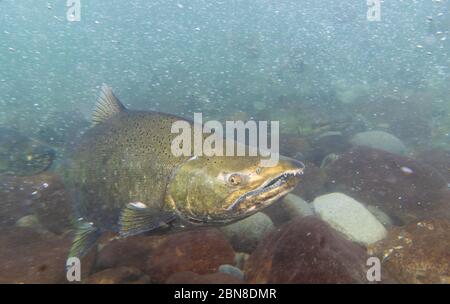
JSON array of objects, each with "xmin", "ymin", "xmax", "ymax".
[
  {"xmin": 368, "ymin": 219, "xmax": 450, "ymax": 283},
  {"xmin": 351, "ymin": 94, "xmax": 433, "ymax": 146},
  {"xmin": 96, "ymin": 234, "xmax": 166, "ymax": 271},
  {"xmin": 166, "ymin": 271, "xmax": 244, "ymax": 284},
  {"xmin": 28, "ymin": 172, "xmax": 73, "ymax": 235},
  {"xmin": 292, "ymin": 162, "xmax": 327, "ymax": 201},
  {"xmin": 0, "ymin": 175, "xmax": 35, "ymax": 227},
  {"xmin": 85, "ymin": 267, "xmax": 150, "ymax": 284},
  {"xmin": 0, "ymin": 227, "xmax": 70, "ymax": 283},
  {"xmin": 245, "ymin": 217, "xmax": 373, "ymax": 283},
  {"xmin": 145, "ymin": 228, "xmax": 235, "ymax": 283},
  {"xmin": 416, "ymin": 149, "xmax": 450, "ymax": 181},
  {"xmin": 325, "ymin": 147, "xmax": 449, "ymax": 224}
]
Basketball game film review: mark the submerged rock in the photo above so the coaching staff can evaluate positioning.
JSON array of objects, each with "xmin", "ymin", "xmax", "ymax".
[
  {"xmin": 166, "ymin": 271, "xmax": 244, "ymax": 284},
  {"xmin": 281, "ymin": 193, "xmax": 314, "ymax": 218},
  {"xmin": 0, "ymin": 175, "xmax": 35, "ymax": 228},
  {"xmin": 416, "ymin": 149, "xmax": 450, "ymax": 182},
  {"xmin": 368, "ymin": 219, "xmax": 450, "ymax": 283},
  {"xmin": 28, "ymin": 172, "xmax": 73, "ymax": 235},
  {"xmin": 313, "ymin": 193, "xmax": 387, "ymax": 245},
  {"xmin": 0, "ymin": 172, "xmax": 72, "ymax": 234},
  {"xmin": 350, "ymin": 130, "xmax": 407, "ymax": 155},
  {"xmin": 0, "ymin": 127, "xmax": 55, "ymax": 176},
  {"xmin": 218, "ymin": 264, "xmax": 245, "ymax": 281},
  {"xmin": 245, "ymin": 217, "xmax": 372, "ymax": 283},
  {"xmin": 325, "ymin": 147, "xmax": 449, "ymax": 224},
  {"xmin": 220, "ymin": 212, "xmax": 274, "ymax": 253},
  {"xmin": 0, "ymin": 228, "xmax": 70, "ymax": 283},
  {"xmin": 145, "ymin": 229, "xmax": 235, "ymax": 283},
  {"xmin": 291, "ymin": 162, "xmax": 328, "ymax": 201},
  {"xmin": 85, "ymin": 267, "xmax": 150, "ymax": 284},
  {"xmin": 95, "ymin": 234, "xmax": 166, "ymax": 271}
]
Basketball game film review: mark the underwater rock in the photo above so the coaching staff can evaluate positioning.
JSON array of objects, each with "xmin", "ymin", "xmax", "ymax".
[
  {"xmin": 0, "ymin": 175, "xmax": 35, "ymax": 227},
  {"xmin": 244, "ymin": 217, "xmax": 371, "ymax": 283},
  {"xmin": 351, "ymin": 94, "xmax": 433, "ymax": 147},
  {"xmin": 166, "ymin": 271, "xmax": 244, "ymax": 284},
  {"xmin": 0, "ymin": 227, "xmax": 70, "ymax": 283},
  {"xmin": 366, "ymin": 205, "xmax": 394, "ymax": 227},
  {"xmin": 0, "ymin": 127, "xmax": 55, "ymax": 176},
  {"xmin": 281, "ymin": 193, "xmax": 314, "ymax": 218},
  {"xmin": 279, "ymin": 134, "xmax": 311, "ymax": 162},
  {"xmin": 85, "ymin": 267, "xmax": 150, "ymax": 284},
  {"xmin": 291, "ymin": 161, "xmax": 328, "ymax": 201},
  {"xmin": 313, "ymin": 193, "xmax": 387, "ymax": 245},
  {"xmin": 218, "ymin": 264, "xmax": 245, "ymax": 281},
  {"xmin": 368, "ymin": 219, "xmax": 450, "ymax": 283},
  {"xmin": 220, "ymin": 212, "xmax": 274, "ymax": 253},
  {"xmin": 325, "ymin": 147, "xmax": 449, "ymax": 224},
  {"xmin": 15, "ymin": 214, "xmax": 41, "ymax": 229},
  {"xmin": 416, "ymin": 149, "xmax": 450, "ymax": 182},
  {"xmin": 310, "ymin": 131, "xmax": 350, "ymax": 165},
  {"xmin": 234, "ymin": 252, "xmax": 250, "ymax": 270},
  {"xmin": 145, "ymin": 228, "xmax": 235, "ymax": 283},
  {"xmin": 28, "ymin": 172, "xmax": 73, "ymax": 235},
  {"xmin": 350, "ymin": 130, "xmax": 407, "ymax": 155},
  {"xmin": 96, "ymin": 234, "xmax": 166, "ymax": 271}
]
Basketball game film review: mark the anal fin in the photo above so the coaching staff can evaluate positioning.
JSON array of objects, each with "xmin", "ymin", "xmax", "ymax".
[
  {"xmin": 119, "ymin": 202, "xmax": 176, "ymax": 238},
  {"xmin": 69, "ymin": 220, "xmax": 101, "ymax": 259}
]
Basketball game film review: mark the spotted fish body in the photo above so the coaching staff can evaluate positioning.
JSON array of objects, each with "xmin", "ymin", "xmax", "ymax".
[
  {"xmin": 67, "ymin": 110, "xmax": 190, "ymax": 230},
  {"xmin": 66, "ymin": 85, "xmax": 304, "ymax": 258}
]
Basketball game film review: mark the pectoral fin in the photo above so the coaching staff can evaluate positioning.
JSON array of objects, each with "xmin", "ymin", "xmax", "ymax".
[
  {"xmin": 69, "ymin": 220, "xmax": 101, "ymax": 259},
  {"xmin": 119, "ymin": 202, "xmax": 176, "ymax": 237}
]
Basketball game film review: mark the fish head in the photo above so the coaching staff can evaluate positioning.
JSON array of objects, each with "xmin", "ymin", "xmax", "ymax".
[{"xmin": 166, "ymin": 155, "xmax": 304, "ymax": 225}]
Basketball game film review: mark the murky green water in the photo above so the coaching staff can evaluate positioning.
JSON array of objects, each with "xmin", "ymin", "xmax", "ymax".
[{"xmin": 0, "ymin": 0, "xmax": 449, "ymax": 284}]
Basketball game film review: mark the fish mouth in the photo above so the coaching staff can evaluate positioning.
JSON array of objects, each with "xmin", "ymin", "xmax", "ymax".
[{"xmin": 226, "ymin": 168, "xmax": 304, "ymax": 214}]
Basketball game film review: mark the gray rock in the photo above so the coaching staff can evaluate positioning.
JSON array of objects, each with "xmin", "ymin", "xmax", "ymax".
[
  {"xmin": 366, "ymin": 205, "xmax": 393, "ymax": 227},
  {"xmin": 15, "ymin": 215, "xmax": 41, "ymax": 229},
  {"xmin": 220, "ymin": 212, "xmax": 274, "ymax": 253},
  {"xmin": 350, "ymin": 130, "xmax": 407, "ymax": 155},
  {"xmin": 282, "ymin": 193, "xmax": 314, "ymax": 218},
  {"xmin": 313, "ymin": 192, "xmax": 387, "ymax": 245},
  {"xmin": 218, "ymin": 264, "xmax": 245, "ymax": 281}
]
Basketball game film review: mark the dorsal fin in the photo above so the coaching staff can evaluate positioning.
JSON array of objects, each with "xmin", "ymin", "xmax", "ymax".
[{"xmin": 91, "ymin": 84, "xmax": 126, "ymax": 126}]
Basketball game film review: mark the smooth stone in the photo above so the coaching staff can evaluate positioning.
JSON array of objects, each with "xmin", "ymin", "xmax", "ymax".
[
  {"xmin": 145, "ymin": 228, "xmax": 235, "ymax": 283},
  {"xmin": 0, "ymin": 228, "xmax": 70, "ymax": 283},
  {"xmin": 245, "ymin": 217, "xmax": 376, "ymax": 283},
  {"xmin": 234, "ymin": 252, "xmax": 249, "ymax": 270},
  {"xmin": 368, "ymin": 219, "xmax": 450, "ymax": 283},
  {"xmin": 313, "ymin": 193, "xmax": 387, "ymax": 245},
  {"xmin": 166, "ymin": 271, "xmax": 244, "ymax": 284},
  {"xmin": 325, "ymin": 146, "xmax": 449, "ymax": 224},
  {"xmin": 282, "ymin": 193, "xmax": 314, "ymax": 218},
  {"xmin": 350, "ymin": 130, "xmax": 407, "ymax": 155},
  {"xmin": 366, "ymin": 205, "xmax": 393, "ymax": 227},
  {"xmin": 220, "ymin": 212, "xmax": 274, "ymax": 253},
  {"xmin": 85, "ymin": 267, "xmax": 150, "ymax": 284},
  {"xmin": 15, "ymin": 214, "xmax": 41, "ymax": 228},
  {"xmin": 218, "ymin": 264, "xmax": 245, "ymax": 281},
  {"xmin": 96, "ymin": 234, "xmax": 165, "ymax": 271}
]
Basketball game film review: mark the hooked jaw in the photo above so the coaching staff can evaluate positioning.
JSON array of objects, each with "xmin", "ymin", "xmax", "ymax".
[{"xmin": 227, "ymin": 160, "xmax": 305, "ymax": 214}]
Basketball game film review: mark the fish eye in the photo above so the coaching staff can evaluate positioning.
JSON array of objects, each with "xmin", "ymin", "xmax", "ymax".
[{"xmin": 228, "ymin": 173, "xmax": 242, "ymax": 186}]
